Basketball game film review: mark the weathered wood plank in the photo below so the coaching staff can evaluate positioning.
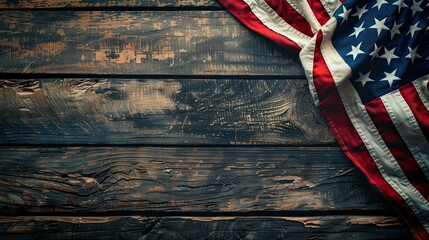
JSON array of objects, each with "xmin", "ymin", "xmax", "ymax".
[
  {"xmin": 0, "ymin": 147, "xmax": 386, "ymax": 213},
  {"xmin": 0, "ymin": 11, "xmax": 303, "ymax": 75},
  {"xmin": 0, "ymin": 0, "xmax": 220, "ymax": 8},
  {"xmin": 0, "ymin": 79, "xmax": 333, "ymax": 145},
  {"xmin": 0, "ymin": 216, "xmax": 411, "ymax": 239}
]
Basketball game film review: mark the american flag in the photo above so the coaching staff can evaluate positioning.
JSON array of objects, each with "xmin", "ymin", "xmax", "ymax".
[{"xmin": 217, "ymin": 0, "xmax": 429, "ymax": 239}]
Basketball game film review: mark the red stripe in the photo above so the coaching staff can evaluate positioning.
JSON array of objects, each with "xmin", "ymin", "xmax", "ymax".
[
  {"xmin": 307, "ymin": 0, "xmax": 331, "ymax": 25},
  {"xmin": 217, "ymin": 0, "xmax": 302, "ymax": 50},
  {"xmin": 312, "ymin": 31, "xmax": 336, "ymax": 102},
  {"xmin": 399, "ymin": 83, "xmax": 429, "ymax": 141},
  {"xmin": 365, "ymin": 96, "xmax": 429, "ymax": 202},
  {"xmin": 312, "ymin": 32, "xmax": 429, "ymax": 239},
  {"xmin": 264, "ymin": 0, "xmax": 314, "ymax": 37}
]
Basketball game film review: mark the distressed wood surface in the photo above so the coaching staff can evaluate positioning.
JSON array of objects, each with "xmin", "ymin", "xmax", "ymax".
[
  {"xmin": 0, "ymin": 147, "xmax": 386, "ymax": 213},
  {"xmin": 0, "ymin": 216, "xmax": 411, "ymax": 239},
  {"xmin": 0, "ymin": 11, "xmax": 303, "ymax": 75},
  {"xmin": 0, "ymin": 78, "xmax": 334, "ymax": 145},
  {"xmin": 0, "ymin": 0, "xmax": 220, "ymax": 8},
  {"xmin": 0, "ymin": 2, "xmax": 403, "ymax": 238}
]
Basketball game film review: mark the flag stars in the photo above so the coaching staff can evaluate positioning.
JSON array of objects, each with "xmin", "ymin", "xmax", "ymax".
[
  {"xmin": 390, "ymin": 21, "xmax": 403, "ymax": 39},
  {"xmin": 349, "ymin": 22, "xmax": 366, "ymax": 38},
  {"xmin": 407, "ymin": 21, "xmax": 422, "ymax": 37},
  {"xmin": 380, "ymin": 47, "xmax": 399, "ymax": 65},
  {"xmin": 373, "ymin": 0, "xmax": 388, "ymax": 10},
  {"xmin": 347, "ymin": 42, "xmax": 365, "ymax": 60},
  {"xmin": 356, "ymin": 71, "xmax": 375, "ymax": 87},
  {"xmin": 352, "ymin": 4, "xmax": 368, "ymax": 19},
  {"xmin": 369, "ymin": 43, "xmax": 382, "ymax": 60},
  {"xmin": 370, "ymin": 17, "xmax": 390, "ymax": 36},
  {"xmin": 338, "ymin": 6, "xmax": 352, "ymax": 23},
  {"xmin": 393, "ymin": 0, "xmax": 409, "ymax": 12},
  {"xmin": 381, "ymin": 69, "xmax": 401, "ymax": 87},
  {"xmin": 406, "ymin": 46, "xmax": 422, "ymax": 64},
  {"xmin": 410, "ymin": 0, "xmax": 424, "ymax": 17}
]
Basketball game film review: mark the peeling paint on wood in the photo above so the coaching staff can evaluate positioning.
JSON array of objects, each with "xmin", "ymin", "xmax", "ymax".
[
  {"xmin": 0, "ymin": 11, "xmax": 303, "ymax": 75},
  {"xmin": 0, "ymin": 147, "xmax": 386, "ymax": 213},
  {"xmin": 0, "ymin": 216, "xmax": 410, "ymax": 239},
  {"xmin": 0, "ymin": 78, "xmax": 333, "ymax": 144},
  {"xmin": 346, "ymin": 216, "xmax": 405, "ymax": 227}
]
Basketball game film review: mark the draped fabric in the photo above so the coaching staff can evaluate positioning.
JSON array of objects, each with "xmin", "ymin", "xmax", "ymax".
[{"xmin": 216, "ymin": 0, "xmax": 429, "ymax": 239}]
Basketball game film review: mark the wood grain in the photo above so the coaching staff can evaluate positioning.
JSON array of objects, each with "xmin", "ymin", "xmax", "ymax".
[
  {"xmin": 0, "ymin": 216, "xmax": 410, "ymax": 239},
  {"xmin": 0, "ymin": 11, "xmax": 303, "ymax": 75},
  {"xmin": 0, "ymin": 78, "xmax": 333, "ymax": 145},
  {"xmin": 0, "ymin": 147, "xmax": 386, "ymax": 213},
  {"xmin": 0, "ymin": 0, "xmax": 220, "ymax": 8}
]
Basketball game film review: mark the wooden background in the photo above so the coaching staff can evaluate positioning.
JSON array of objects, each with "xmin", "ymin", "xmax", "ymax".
[{"xmin": 0, "ymin": 1, "xmax": 412, "ymax": 239}]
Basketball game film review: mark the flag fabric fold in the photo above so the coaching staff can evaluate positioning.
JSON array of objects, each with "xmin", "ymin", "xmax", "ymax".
[{"xmin": 217, "ymin": 0, "xmax": 429, "ymax": 239}]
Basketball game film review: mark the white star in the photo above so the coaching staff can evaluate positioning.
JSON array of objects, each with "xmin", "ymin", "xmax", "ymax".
[
  {"xmin": 390, "ymin": 21, "xmax": 403, "ymax": 39},
  {"xmin": 356, "ymin": 71, "xmax": 375, "ymax": 86},
  {"xmin": 411, "ymin": 0, "xmax": 424, "ymax": 17},
  {"xmin": 406, "ymin": 46, "xmax": 422, "ymax": 64},
  {"xmin": 352, "ymin": 4, "xmax": 368, "ymax": 19},
  {"xmin": 349, "ymin": 22, "xmax": 366, "ymax": 38},
  {"xmin": 407, "ymin": 21, "xmax": 422, "ymax": 37},
  {"xmin": 370, "ymin": 17, "xmax": 390, "ymax": 36},
  {"xmin": 393, "ymin": 0, "xmax": 409, "ymax": 13},
  {"xmin": 373, "ymin": 0, "xmax": 388, "ymax": 10},
  {"xmin": 369, "ymin": 43, "xmax": 382, "ymax": 60},
  {"xmin": 338, "ymin": 6, "xmax": 352, "ymax": 23},
  {"xmin": 380, "ymin": 47, "xmax": 399, "ymax": 65},
  {"xmin": 347, "ymin": 42, "xmax": 365, "ymax": 60},
  {"xmin": 381, "ymin": 69, "xmax": 401, "ymax": 87}
]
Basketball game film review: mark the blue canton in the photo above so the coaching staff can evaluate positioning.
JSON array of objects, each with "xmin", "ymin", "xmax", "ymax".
[{"xmin": 332, "ymin": 0, "xmax": 429, "ymax": 104}]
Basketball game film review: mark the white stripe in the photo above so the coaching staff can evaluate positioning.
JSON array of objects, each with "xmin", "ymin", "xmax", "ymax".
[
  {"xmin": 413, "ymin": 76, "xmax": 429, "ymax": 111},
  {"xmin": 300, "ymin": 17, "xmax": 351, "ymax": 105},
  {"xmin": 320, "ymin": 0, "xmax": 343, "ymax": 17},
  {"xmin": 317, "ymin": 19, "xmax": 429, "ymax": 232},
  {"xmin": 286, "ymin": 0, "xmax": 321, "ymax": 33},
  {"xmin": 241, "ymin": 0, "xmax": 311, "ymax": 48},
  {"xmin": 299, "ymin": 34, "xmax": 319, "ymax": 105},
  {"xmin": 319, "ymin": 18, "xmax": 353, "ymax": 86},
  {"xmin": 381, "ymin": 92, "xmax": 429, "ymax": 180}
]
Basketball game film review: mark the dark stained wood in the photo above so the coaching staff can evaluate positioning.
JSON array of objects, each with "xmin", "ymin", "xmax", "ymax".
[
  {"xmin": 0, "ymin": 0, "xmax": 220, "ymax": 8},
  {"xmin": 0, "ymin": 147, "xmax": 386, "ymax": 213},
  {"xmin": 0, "ymin": 216, "xmax": 411, "ymax": 239},
  {"xmin": 0, "ymin": 2, "xmax": 404, "ymax": 239},
  {"xmin": 0, "ymin": 11, "xmax": 303, "ymax": 75},
  {"xmin": 0, "ymin": 78, "xmax": 334, "ymax": 145}
]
